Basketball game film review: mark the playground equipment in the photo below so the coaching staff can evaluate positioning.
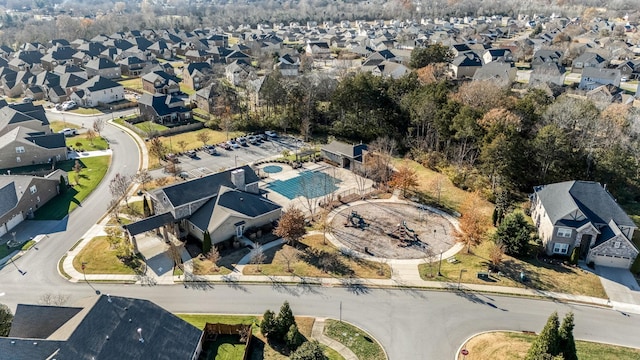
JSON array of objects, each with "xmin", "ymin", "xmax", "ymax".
[
  {"xmin": 345, "ymin": 210, "xmax": 368, "ymax": 230},
  {"xmin": 387, "ymin": 220, "xmax": 421, "ymax": 245}
]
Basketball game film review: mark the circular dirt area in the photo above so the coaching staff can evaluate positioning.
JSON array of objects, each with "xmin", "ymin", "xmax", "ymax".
[{"xmin": 330, "ymin": 203, "xmax": 455, "ymax": 259}]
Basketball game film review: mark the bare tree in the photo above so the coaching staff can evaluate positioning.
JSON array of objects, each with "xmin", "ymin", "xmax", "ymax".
[
  {"xmin": 196, "ymin": 131, "xmax": 211, "ymax": 147},
  {"xmin": 353, "ymin": 167, "xmax": 370, "ymax": 200},
  {"xmin": 135, "ymin": 170, "xmax": 153, "ymax": 191},
  {"xmin": 38, "ymin": 293, "xmax": 70, "ymax": 306},
  {"xmin": 454, "ymin": 192, "xmax": 489, "ymax": 254},
  {"xmin": 369, "ymin": 136, "xmax": 397, "ymax": 190},
  {"xmin": 423, "ymin": 247, "xmax": 437, "ymax": 278},
  {"xmin": 167, "ymin": 239, "xmax": 185, "ymax": 272},
  {"xmin": 86, "ymin": 129, "xmax": 96, "ymax": 146},
  {"xmin": 108, "ymin": 198, "xmax": 120, "ymax": 222},
  {"xmin": 205, "ymin": 246, "xmax": 220, "ymax": 272},
  {"xmin": 148, "ymin": 137, "xmax": 167, "ymax": 162},
  {"xmin": 250, "ymin": 242, "xmax": 266, "ymax": 272},
  {"xmin": 429, "ymin": 176, "xmax": 444, "ymax": 204},
  {"xmin": 73, "ymin": 160, "xmax": 82, "ymax": 185},
  {"xmin": 109, "ymin": 173, "xmax": 132, "ymax": 208},
  {"xmin": 92, "ymin": 118, "xmax": 105, "ymax": 136},
  {"xmin": 279, "ymin": 245, "xmax": 298, "ymax": 273},
  {"xmin": 177, "ymin": 140, "xmax": 188, "ymax": 154}
]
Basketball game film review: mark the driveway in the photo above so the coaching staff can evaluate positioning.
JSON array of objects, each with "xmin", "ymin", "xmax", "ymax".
[{"xmin": 596, "ymin": 266, "xmax": 640, "ymax": 310}]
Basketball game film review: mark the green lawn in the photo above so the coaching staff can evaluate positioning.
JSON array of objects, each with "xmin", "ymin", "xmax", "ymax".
[
  {"xmin": 134, "ymin": 120, "xmax": 169, "ymax": 133},
  {"xmin": 68, "ymin": 107, "xmax": 103, "ymax": 115},
  {"xmin": 68, "ymin": 135, "xmax": 109, "ymax": 151},
  {"xmin": 118, "ymin": 78, "xmax": 144, "ymax": 92},
  {"xmin": 178, "ymin": 314, "xmax": 257, "ymax": 329},
  {"xmin": 462, "ymin": 332, "xmax": 640, "ymax": 360},
  {"xmin": 324, "ymin": 319, "xmax": 385, "ymax": 360},
  {"xmin": 34, "ymin": 156, "xmax": 110, "ymax": 220},
  {"xmin": 179, "ymin": 83, "xmax": 196, "ymax": 96},
  {"xmin": 72, "ymin": 236, "xmax": 142, "ymax": 275},
  {"xmin": 206, "ymin": 335, "xmax": 246, "ymax": 360},
  {"xmin": 49, "ymin": 121, "xmax": 80, "ymax": 133}
]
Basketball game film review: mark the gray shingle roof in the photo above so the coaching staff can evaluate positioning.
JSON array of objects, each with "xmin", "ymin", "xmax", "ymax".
[
  {"xmin": 0, "ymin": 181, "xmax": 18, "ymax": 217},
  {"xmin": 124, "ymin": 212, "xmax": 176, "ymax": 236},
  {"xmin": 217, "ymin": 188, "xmax": 281, "ymax": 217},
  {"xmin": 9, "ymin": 304, "xmax": 82, "ymax": 339},
  {"xmin": 534, "ymin": 180, "xmax": 636, "ymax": 228}
]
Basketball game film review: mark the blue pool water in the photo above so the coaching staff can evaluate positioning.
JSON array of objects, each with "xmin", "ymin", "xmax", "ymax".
[
  {"xmin": 267, "ymin": 170, "xmax": 341, "ymax": 199},
  {"xmin": 262, "ymin": 165, "xmax": 283, "ymax": 174}
]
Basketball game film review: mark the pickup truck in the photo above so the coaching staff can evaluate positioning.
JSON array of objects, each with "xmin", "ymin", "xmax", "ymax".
[{"xmin": 58, "ymin": 128, "xmax": 78, "ymax": 136}]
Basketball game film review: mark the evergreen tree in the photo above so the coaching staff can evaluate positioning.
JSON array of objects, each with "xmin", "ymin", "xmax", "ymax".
[
  {"xmin": 202, "ymin": 231, "xmax": 212, "ymax": 255},
  {"xmin": 59, "ymin": 175, "xmax": 67, "ymax": 193},
  {"xmin": 558, "ymin": 312, "xmax": 577, "ymax": 360},
  {"xmin": 275, "ymin": 301, "xmax": 296, "ymax": 338},
  {"xmin": 569, "ymin": 248, "xmax": 579, "ymax": 265},
  {"xmin": 290, "ymin": 340, "xmax": 328, "ymax": 360},
  {"xmin": 286, "ymin": 324, "xmax": 305, "ymax": 350},
  {"xmin": 526, "ymin": 311, "xmax": 560, "ymax": 360},
  {"xmin": 0, "ymin": 303, "xmax": 13, "ymax": 337},
  {"xmin": 260, "ymin": 309, "xmax": 277, "ymax": 338},
  {"xmin": 493, "ymin": 211, "xmax": 534, "ymax": 257}
]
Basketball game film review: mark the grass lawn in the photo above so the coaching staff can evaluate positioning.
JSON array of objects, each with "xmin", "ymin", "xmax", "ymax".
[
  {"xmin": 134, "ymin": 120, "xmax": 169, "ymax": 134},
  {"xmin": 621, "ymin": 202, "xmax": 640, "ymax": 228},
  {"xmin": 394, "ymin": 158, "xmax": 494, "ymax": 218},
  {"xmin": 192, "ymin": 256, "xmax": 233, "ymax": 276},
  {"xmin": 118, "ymin": 78, "xmax": 144, "ymax": 92},
  {"xmin": 242, "ymin": 234, "xmax": 392, "ymax": 279},
  {"xmin": 324, "ymin": 319, "xmax": 385, "ymax": 360},
  {"xmin": 418, "ymin": 240, "xmax": 607, "ymax": 298},
  {"xmin": 179, "ymin": 83, "xmax": 196, "ymax": 96},
  {"xmin": 34, "ymin": 156, "xmax": 110, "ymax": 220},
  {"xmin": 0, "ymin": 245, "xmax": 11, "ymax": 259},
  {"xmin": 460, "ymin": 332, "xmax": 640, "ymax": 360},
  {"xmin": 49, "ymin": 120, "xmax": 80, "ymax": 133},
  {"xmin": 177, "ymin": 314, "xmax": 339, "ymax": 359},
  {"xmin": 206, "ymin": 335, "xmax": 246, "ymax": 360},
  {"xmin": 67, "ymin": 134, "xmax": 109, "ymax": 151},
  {"xmin": 68, "ymin": 107, "xmax": 103, "ymax": 115},
  {"xmin": 72, "ymin": 236, "xmax": 141, "ymax": 275}
]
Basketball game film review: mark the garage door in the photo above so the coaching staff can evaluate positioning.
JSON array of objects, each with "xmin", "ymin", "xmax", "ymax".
[
  {"xmin": 593, "ymin": 254, "xmax": 632, "ymax": 268},
  {"xmin": 6, "ymin": 212, "xmax": 23, "ymax": 231}
]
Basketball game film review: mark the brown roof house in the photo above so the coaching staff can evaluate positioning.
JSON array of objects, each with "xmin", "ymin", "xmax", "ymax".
[{"xmin": 531, "ymin": 181, "xmax": 638, "ymax": 268}]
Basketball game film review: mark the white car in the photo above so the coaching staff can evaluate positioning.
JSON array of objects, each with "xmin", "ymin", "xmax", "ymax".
[
  {"xmin": 227, "ymin": 140, "xmax": 240, "ymax": 149},
  {"xmin": 61, "ymin": 101, "xmax": 77, "ymax": 111},
  {"xmin": 59, "ymin": 128, "xmax": 77, "ymax": 136},
  {"xmin": 265, "ymin": 130, "xmax": 278, "ymax": 138}
]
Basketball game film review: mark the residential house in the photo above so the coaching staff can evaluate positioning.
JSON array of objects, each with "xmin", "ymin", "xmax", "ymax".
[
  {"xmin": 0, "ymin": 102, "xmax": 51, "ymax": 136},
  {"xmin": 0, "ymin": 294, "xmax": 203, "ymax": 360},
  {"xmin": 0, "ymin": 127, "xmax": 67, "ymax": 169},
  {"xmin": 482, "ymin": 48, "xmax": 514, "ymax": 64},
  {"xmin": 529, "ymin": 62, "xmax": 566, "ymax": 87},
  {"xmin": 40, "ymin": 46, "xmax": 77, "ymax": 71},
  {"xmin": 0, "ymin": 173, "xmax": 63, "ymax": 236},
  {"xmin": 571, "ymin": 52, "xmax": 607, "ymax": 73},
  {"xmin": 137, "ymin": 93, "xmax": 192, "ymax": 125},
  {"xmin": 306, "ymin": 41, "xmax": 331, "ymax": 59},
  {"xmin": 321, "ymin": 140, "xmax": 367, "ymax": 170},
  {"xmin": 450, "ymin": 52, "xmax": 483, "ymax": 79},
  {"xmin": 118, "ymin": 56, "xmax": 147, "ymax": 76},
  {"xmin": 1, "ymin": 69, "xmax": 34, "ymax": 98},
  {"xmin": 125, "ymin": 166, "xmax": 281, "ymax": 246},
  {"xmin": 182, "ymin": 62, "xmax": 213, "ymax": 91},
  {"xmin": 531, "ymin": 181, "xmax": 638, "ymax": 268},
  {"xmin": 225, "ymin": 60, "xmax": 253, "ymax": 86},
  {"xmin": 85, "ymin": 57, "xmax": 122, "ymax": 79},
  {"xmin": 195, "ymin": 82, "xmax": 220, "ymax": 114},
  {"xmin": 531, "ymin": 49, "xmax": 563, "ymax": 70},
  {"xmin": 71, "ymin": 76, "xmax": 124, "ymax": 107},
  {"xmin": 578, "ymin": 67, "xmax": 621, "ymax": 91},
  {"xmin": 185, "ymin": 49, "xmax": 215, "ymax": 63},
  {"xmin": 473, "ymin": 61, "xmax": 517, "ymax": 87},
  {"xmin": 141, "ymin": 71, "xmax": 181, "ymax": 94}
]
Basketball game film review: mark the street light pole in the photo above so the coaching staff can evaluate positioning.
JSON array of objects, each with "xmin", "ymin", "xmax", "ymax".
[
  {"xmin": 458, "ymin": 269, "xmax": 467, "ymax": 290},
  {"xmin": 10, "ymin": 257, "xmax": 25, "ymax": 275},
  {"xmin": 437, "ymin": 250, "xmax": 443, "ymax": 277}
]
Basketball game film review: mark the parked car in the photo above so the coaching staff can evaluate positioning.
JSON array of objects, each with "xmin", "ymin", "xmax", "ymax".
[
  {"xmin": 22, "ymin": 97, "xmax": 33, "ymax": 103},
  {"xmin": 58, "ymin": 128, "xmax": 78, "ymax": 137},
  {"xmin": 227, "ymin": 140, "xmax": 240, "ymax": 149},
  {"xmin": 165, "ymin": 153, "xmax": 180, "ymax": 163},
  {"xmin": 248, "ymin": 135, "xmax": 259, "ymax": 145},
  {"xmin": 187, "ymin": 150, "xmax": 197, "ymax": 158},
  {"xmin": 220, "ymin": 142, "xmax": 231, "ymax": 150},
  {"xmin": 265, "ymin": 130, "xmax": 278, "ymax": 138},
  {"xmin": 621, "ymin": 76, "xmax": 629, "ymax": 82},
  {"xmin": 204, "ymin": 144, "xmax": 217, "ymax": 155},
  {"xmin": 238, "ymin": 137, "xmax": 248, "ymax": 146},
  {"xmin": 61, "ymin": 101, "xmax": 77, "ymax": 111},
  {"xmin": 178, "ymin": 171, "xmax": 190, "ymax": 179}
]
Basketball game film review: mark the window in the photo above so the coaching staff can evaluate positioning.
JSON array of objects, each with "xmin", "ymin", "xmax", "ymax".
[
  {"xmin": 15, "ymin": 146, "xmax": 25, "ymax": 153},
  {"xmin": 553, "ymin": 243, "xmax": 569, "ymax": 255},
  {"xmin": 557, "ymin": 228, "xmax": 572, "ymax": 238},
  {"xmin": 30, "ymin": 185, "xmax": 37, "ymax": 194},
  {"xmin": 36, "ymin": 196, "xmax": 40, "ymax": 203},
  {"xmin": 16, "ymin": 156, "xmax": 21, "ymax": 163},
  {"xmin": 614, "ymin": 241, "xmax": 621, "ymax": 249}
]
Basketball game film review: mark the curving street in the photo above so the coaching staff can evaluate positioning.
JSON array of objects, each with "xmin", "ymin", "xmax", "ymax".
[{"xmin": 1, "ymin": 109, "xmax": 640, "ymax": 359}]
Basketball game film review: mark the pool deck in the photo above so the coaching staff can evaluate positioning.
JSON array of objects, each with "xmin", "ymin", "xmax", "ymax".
[{"xmin": 258, "ymin": 163, "xmax": 373, "ymax": 214}]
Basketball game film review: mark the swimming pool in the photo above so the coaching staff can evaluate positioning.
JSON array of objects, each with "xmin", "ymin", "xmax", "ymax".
[
  {"xmin": 267, "ymin": 170, "xmax": 341, "ymax": 199},
  {"xmin": 262, "ymin": 165, "xmax": 283, "ymax": 174}
]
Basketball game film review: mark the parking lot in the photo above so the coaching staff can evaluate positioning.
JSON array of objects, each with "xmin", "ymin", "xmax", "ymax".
[{"xmin": 149, "ymin": 135, "xmax": 305, "ymax": 180}]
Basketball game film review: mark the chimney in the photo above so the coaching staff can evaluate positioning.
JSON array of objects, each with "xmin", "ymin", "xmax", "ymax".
[{"xmin": 231, "ymin": 169, "xmax": 245, "ymax": 190}]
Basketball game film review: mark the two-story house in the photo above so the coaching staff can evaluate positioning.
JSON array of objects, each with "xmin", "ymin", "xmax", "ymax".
[
  {"xmin": 137, "ymin": 93, "xmax": 192, "ymax": 125},
  {"xmin": 531, "ymin": 181, "xmax": 638, "ymax": 268}
]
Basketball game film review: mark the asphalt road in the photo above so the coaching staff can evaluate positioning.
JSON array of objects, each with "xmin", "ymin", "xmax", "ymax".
[{"xmin": 1, "ymin": 109, "xmax": 640, "ymax": 359}]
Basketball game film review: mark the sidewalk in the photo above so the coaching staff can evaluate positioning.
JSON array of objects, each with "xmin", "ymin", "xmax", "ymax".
[{"xmin": 312, "ymin": 318, "xmax": 358, "ymax": 360}]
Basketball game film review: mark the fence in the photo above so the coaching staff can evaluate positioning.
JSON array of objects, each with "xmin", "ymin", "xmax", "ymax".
[
  {"xmin": 203, "ymin": 323, "xmax": 253, "ymax": 360},
  {"xmin": 120, "ymin": 118, "xmax": 205, "ymax": 138}
]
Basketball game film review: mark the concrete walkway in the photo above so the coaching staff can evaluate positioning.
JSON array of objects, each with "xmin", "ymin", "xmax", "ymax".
[{"xmin": 311, "ymin": 318, "xmax": 358, "ymax": 360}]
